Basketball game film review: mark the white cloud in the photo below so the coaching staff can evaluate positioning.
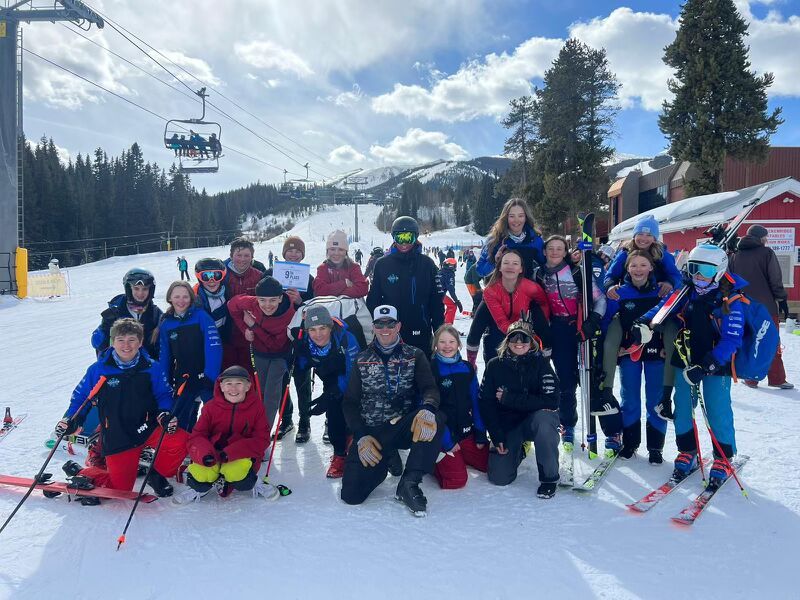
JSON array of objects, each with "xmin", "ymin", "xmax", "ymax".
[
  {"xmin": 369, "ymin": 128, "xmax": 469, "ymax": 163},
  {"xmin": 159, "ymin": 51, "xmax": 222, "ymax": 87},
  {"xmin": 319, "ymin": 84, "xmax": 363, "ymax": 107},
  {"xmin": 372, "ymin": 37, "xmax": 562, "ymax": 121},
  {"xmin": 234, "ymin": 40, "xmax": 314, "ymax": 77},
  {"xmin": 328, "ymin": 144, "xmax": 367, "ymax": 166}
]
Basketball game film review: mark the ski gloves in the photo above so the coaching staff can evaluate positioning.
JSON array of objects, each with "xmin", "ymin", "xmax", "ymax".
[
  {"xmin": 308, "ymin": 390, "xmax": 342, "ymax": 416},
  {"xmin": 455, "ymin": 300, "xmax": 463, "ymax": 313},
  {"xmin": 631, "ymin": 320, "xmax": 654, "ymax": 346},
  {"xmin": 411, "ymin": 409, "xmax": 437, "ymax": 443},
  {"xmin": 778, "ymin": 299, "xmax": 790, "ymax": 321},
  {"xmin": 466, "ymin": 348, "xmax": 478, "ymax": 369},
  {"xmin": 55, "ymin": 418, "xmax": 79, "ymax": 437},
  {"xmin": 578, "ymin": 313, "xmax": 601, "ymax": 342},
  {"xmin": 158, "ymin": 411, "xmax": 179, "ymax": 434},
  {"xmin": 357, "ymin": 435, "xmax": 383, "ymax": 467},
  {"xmin": 682, "ymin": 353, "xmax": 720, "ymax": 386}
]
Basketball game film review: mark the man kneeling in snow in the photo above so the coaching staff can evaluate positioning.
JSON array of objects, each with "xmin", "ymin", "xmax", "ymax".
[{"xmin": 173, "ymin": 365, "xmax": 276, "ymax": 504}]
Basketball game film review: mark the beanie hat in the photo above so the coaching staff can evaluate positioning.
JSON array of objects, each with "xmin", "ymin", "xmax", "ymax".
[
  {"xmin": 327, "ymin": 230, "xmax": 349, "ymax": 252},
  {"xmin": 219, "ymin": 365, "xmax": 250, "ymax": 381},
  {"xmin": 282, "ymin": 236, "xmax": 306, "ymax": 259},
  {"xmin": 255, "ymin": 276, "xmax": 284, "ymax": 297},
  {"xmin": 633, "ymin": 214, "xmax": 660, "ymax": 239},
  {"xmin": 746, "ymin": 224, "xmax": 768, "ymax": 240},
  {"xmin": 304, "ymin": 305, "xmax": 333, "ymax": 328}
]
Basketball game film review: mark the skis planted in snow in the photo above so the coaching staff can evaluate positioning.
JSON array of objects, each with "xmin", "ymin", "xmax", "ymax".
[
  {"xmin": 573, "ymin": 451, "xmax": 618, "ymax": 492},
  {"xmin": 627, "ymin": 459, "xmax": 710, "ymax": 513},
  {"xmin": 576, "ymin": 212, "xmax": 598, "ymax": 457},
  {"xmin": 671, "ymin": 455, "xmax": 749, "ymax": 525},
  {"xmin": 558, "ymin": 442, "xmax": 575, "ymax": 487},
  {"xmin": 0, "ymin": 412, "xmax": 27, "ymax": 442}
]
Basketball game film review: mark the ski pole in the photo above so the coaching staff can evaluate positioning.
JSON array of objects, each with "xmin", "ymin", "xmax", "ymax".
[
  {"xmin": 689, "ymin": 385, "xmax": 707, "ymax": 484},
  {"xmin": 249, "ymin": 343, "xmax": 263, "ymax": 399},
  {"xmin": 261, "ymin": 359, "xmax": 296, "ymax": 497},
  {"xmin": 696, "ymin": 390, "xmax": 748, "ymax": 499},
  {"xmin": 117, "ymin": 374, "xmax": 190, "ymax": 550},
  {"xmin": 0, "ymin": 376, "xmax": 107, "ymax": 536}
]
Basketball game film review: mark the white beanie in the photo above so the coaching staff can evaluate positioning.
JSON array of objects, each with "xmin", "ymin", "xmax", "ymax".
[{"xmin": 327, "ymin": 230, "xmax": 349, "ymax": 252}]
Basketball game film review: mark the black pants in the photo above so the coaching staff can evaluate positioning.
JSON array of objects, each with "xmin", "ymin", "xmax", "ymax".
[
  {"xmin": 326, "ymin": 393, "xmax": 349, "ymax": 457},
  {"xmin": 179, "ymin": 270, "xmax": 191, "ymax": 281},
  {"xmin": 282, "ymin": 368, "xmax": 312, "ymax": 425},
  {"xmin": 341, "ymin": 409, "xmax": 444, "ymax": 505},
  {"xmin": 487, "ymin": 410, "xmax": 560, "ymax": 486}
]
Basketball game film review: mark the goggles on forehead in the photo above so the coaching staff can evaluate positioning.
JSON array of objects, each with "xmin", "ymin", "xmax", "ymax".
[
  {"xmin": 393, "ymin": 231, "xmax": 417, "ymax": 245},
  {"xmin": 373, "ymin": 319, "xmax": 398, "ymax": 330},
  {"xmin": 508, "ymin": 332, "xmax": 532, "ymax": 344},
  {"xmin": 687, "ymin": 262, "xmax": 717, "ymax": 279},
  {"xmin": 130, "ymin": 279, "xmax": 151, "ymax": 287},
  {"xmin": 198, "ymin": 270, "xmax": 225, "ymax": 282}
]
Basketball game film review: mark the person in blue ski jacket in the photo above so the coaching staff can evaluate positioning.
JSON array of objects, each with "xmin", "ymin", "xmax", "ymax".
[
  {"xmin": 429, "ymin": 324, "xmax": 488, "ymax": 489},
  {"xmin": 639, "ymin": 244, "xmax": 745, "ymax": 487},
  {"xmin": 194, "ymin": 258, "xmax": 231, "ymax": 343},
  {"xmin": 476, "ymin": 197, "xmax": 545, "ymax": 279},
  {"xmin": 292, "ymin": 306, "xmax": 362, "ymax": 479},
  {"xmin": 156, "ymin": 281, "xmax": 222, "ymax": 431},
  {"xmin": 602, "ymin": 250, "xmax": 666, "ymax": 464}
]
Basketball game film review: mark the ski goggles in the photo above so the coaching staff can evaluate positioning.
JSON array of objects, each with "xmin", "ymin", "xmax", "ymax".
[
  {"xmin": 392, "ymin": 231, "xmax": 417, "ymax": 245},
  {"xmin": 686, "ymin": 262, "xmax": 717, "ymax": 279},
  {"xmin": 373, "ymin": 319, "xmax": 398, "ymax": 329},
  {"xmin": 508, "ymin": 332, "xmax": 532, "ymax": 344},
  {"xmin": 128, "ymin": 278, "xmax": 152, "ymax": 287},
  {"xmin": 198, "ymin": 269, "xmax": 225, "ymax": 282}
]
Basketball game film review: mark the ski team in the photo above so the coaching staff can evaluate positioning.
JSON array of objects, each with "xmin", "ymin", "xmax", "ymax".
[{"xmin": 50, "ymin": 200, "xmax": 793, "ymax": 516}]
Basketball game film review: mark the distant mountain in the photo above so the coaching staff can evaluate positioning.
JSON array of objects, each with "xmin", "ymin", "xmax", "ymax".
[{"xmin": 606, "ymin": 154, "xmax": 674, "ymax": 180}]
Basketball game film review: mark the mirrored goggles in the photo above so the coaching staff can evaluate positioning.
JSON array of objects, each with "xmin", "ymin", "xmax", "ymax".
[
  {"xmin": 687, "ymin": 262, "xmax": 717, "ymax": 279},
  {"xmin": 508, "ymin": 332, "xmax": 532, "ymax": 344},
  {"xmin": 198, "ymin": 270, "xmax": 225, "ymax": 282},
  {"xmin": 373, "ymin": 319, "xmax": 398, "ymax": 330},
  {"xmin": 393, "ymin": 231, "xmax": 417, "ymax": 245}
]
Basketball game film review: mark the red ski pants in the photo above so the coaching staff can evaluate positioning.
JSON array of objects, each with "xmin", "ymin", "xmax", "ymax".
[
  {"xmin": 767, "ymin": 316, "xmax": 787, "ymax": 386},
  {"xmin": 444, "ymin": 296, "xmax": 457, "ymax": 325},
  {"xmin": 433, "ymin": 435, "xmax": 489, "ymax": 489},
  {"xmin": 80, "ymin": 427, "xmax": 188, "ymax": 491}
]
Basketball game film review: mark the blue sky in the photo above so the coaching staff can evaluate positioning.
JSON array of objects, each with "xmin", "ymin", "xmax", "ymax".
[{"xmin": 17, "ymin": 0, "xmax": 800, "ymax": 192}]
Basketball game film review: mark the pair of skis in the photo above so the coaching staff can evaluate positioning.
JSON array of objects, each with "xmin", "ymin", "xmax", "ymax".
[
  {"xmin": 559, "ymin": 444, "xmax": 618, "ymax": 491},
  {"xmin": 0, "ymin": 409, "xmax": 27, "ymax": 442}
]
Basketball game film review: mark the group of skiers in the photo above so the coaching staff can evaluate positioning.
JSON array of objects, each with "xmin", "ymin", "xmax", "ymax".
[{"xmin": 52, "ymin": 199, "xmax": 793, "ymax": 514}]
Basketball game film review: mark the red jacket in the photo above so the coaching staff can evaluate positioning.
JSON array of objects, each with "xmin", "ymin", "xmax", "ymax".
[
  {"xmin": 187, "ymin": 380, "xmax": 270, "ymax": 467},
  {"xmin": 224, "ymin": 265, "xmax": 264, "ymax": 348},
  {"xmin": 227, "ymin": 294, "xmax": 295, "ymax": 356},
  {"xmin": 483, "ymin": 278, "xmax": 550, "ymax": 334},
  {"xmin": 315, "ymin": 260, "xmax": 369, "ymax": 298}
]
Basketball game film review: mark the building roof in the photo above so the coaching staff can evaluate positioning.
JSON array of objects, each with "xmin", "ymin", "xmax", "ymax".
[
  {"xmin": 607, "ymin": 176, "xmax": 626, "ymax": 198},
  {"xmin": 609, "ymin": 177, "xmax": 799, "ymax": 241}
]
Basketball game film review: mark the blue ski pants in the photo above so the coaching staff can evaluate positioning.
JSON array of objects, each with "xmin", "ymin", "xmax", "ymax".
[
  {"xmin": 673, "ymin": 371, "xmax": 736, "ymax": 454},
  {"xmin": 619, "ymin": 357, "xmax": 666, "ymax": 434}
]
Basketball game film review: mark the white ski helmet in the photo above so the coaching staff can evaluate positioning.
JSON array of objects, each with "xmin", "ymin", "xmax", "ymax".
[{"xmin": 686, "ymin": 243, "xmax": 728, "ymax": 283}]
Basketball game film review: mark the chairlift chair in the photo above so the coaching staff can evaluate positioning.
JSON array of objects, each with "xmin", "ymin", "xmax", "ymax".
[{"xmin": 163, "ymin": 88, "xmax": 222, "ymax": 174}]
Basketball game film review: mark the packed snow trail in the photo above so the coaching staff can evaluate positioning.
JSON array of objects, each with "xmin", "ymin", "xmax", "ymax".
[{"xmin": 0, "ymin": 205, "xmax": 797, "ymax": 599}]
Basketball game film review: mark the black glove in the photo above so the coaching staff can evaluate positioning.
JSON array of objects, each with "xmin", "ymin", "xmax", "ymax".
[
  {"xmin": 100, "ymin": 307, "xmax": 118, "ymax": 331},
  {"xmin": 701, "ymin": 352, "xmax": 721, "ymax": 375},
  {"xmin": 579, "ymin": 313, "xmax": 601, "ymax": 341},
  {"xmin": 158, "ymin": 411, "xmax": 178, "ymax": 434},
  {"xmin": 778, "ymin": 299, "xmax": 790, "ymax": 320},
  {"xmin": 683, "ymin": 365, "xmax": 705, "ymax": 385},
  {"xmin": 55, "ymin": 418, "xmax": 79, "ymax": 437},
  {"xmin": 202, "ymin": 454, "xmax": 216, "ymax": 467},
  {"xmin": 219, "ymin": 451, "xmax": 229, "ymax": 463},
  {"xmin": 455, "ymin": 300, "xmax": 463, "ymax": 312},
  {"xmin": 198, "ymin": 374, "xmax": 214, "ymax": 392},
  {"xmin": 309, "ymin": 391, "xmax": 340, "ymax": 416}
]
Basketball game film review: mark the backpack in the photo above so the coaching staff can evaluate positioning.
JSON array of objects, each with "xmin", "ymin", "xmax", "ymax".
[
  {"xmin": 287, "ymin": 295, "xmax": 373, "ymax": 347},
  {"xmin": 722, "ymin": 292, "xmax": 779, "ymax": 382}
]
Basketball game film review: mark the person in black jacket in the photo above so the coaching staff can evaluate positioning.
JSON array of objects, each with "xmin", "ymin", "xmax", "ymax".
[
  {"xmin": 479, "ymin": 319, "xmax": 561, "ymax": 499},
  {"xmin": 366, "ymin": 216, "xmax": 444, "ymax": 356}
]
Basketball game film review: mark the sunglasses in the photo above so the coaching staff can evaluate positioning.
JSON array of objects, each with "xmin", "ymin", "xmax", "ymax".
[
  {"xmin": 393, "ymin": 231, "xmax": 417, "ymax": 245},
  {"xmin": 373, "ymin": 320, "xmax": 398, "ymax": 329},
  {"xmin": 687, "ymin": 262, "xmax": 717, "ymax": 279},
  {"xmin": 198, "ymin": 270, "xmax": 225, "ymax": 282},
  {"xmin": 508, "ymin": 332, "xmax": 532, "ymax": 344}
]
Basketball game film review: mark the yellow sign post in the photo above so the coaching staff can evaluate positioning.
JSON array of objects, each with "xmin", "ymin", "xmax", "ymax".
[{"xmin": 0, "ymin": 22, "xmax": 6, "ymax": 38}]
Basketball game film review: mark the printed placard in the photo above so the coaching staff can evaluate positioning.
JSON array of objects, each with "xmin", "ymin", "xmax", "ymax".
[
  {"xmin": 766, "ymin": 227, "xmax": 795, "ymax": 253},
  {"xmin": 273, "ymin": 261, "xmax": 310, "ymax": 291}
]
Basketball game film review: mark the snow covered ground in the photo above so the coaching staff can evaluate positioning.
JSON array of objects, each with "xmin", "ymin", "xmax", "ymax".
[{"xmin": 0, "ymin": 205, "xmax": 797, "ymax": 599}]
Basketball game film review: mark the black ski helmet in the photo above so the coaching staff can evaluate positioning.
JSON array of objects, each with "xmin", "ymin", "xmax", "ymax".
[
  {"xmin": 371, "ymin": 246, "xmax": 385, "ymax": 257},
  {"xmin": 391, "ymin": 216, "xmax": 419, "ymax": 236},
  {"xmin": 122, "ymin": 268, "xmax": 155, "ymax": 306},
  {"xmin": 194, "ymin": 257, "xmax": 226, "ymax": 275}
]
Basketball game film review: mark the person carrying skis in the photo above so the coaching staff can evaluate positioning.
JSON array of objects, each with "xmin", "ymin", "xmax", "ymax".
[
  {"xmin": 476, "ymin": 197, "xmax": 545, "ymax": 279},
  {"xmin": 533, "ymin": 235, "xmax": 621, "ymax": 452},
  {"xmin": 155, "ymin": 281, "xmax": 222, "ymax": 431},
  {"xmin": 173, "ymin": 365, "xmax": 275, "ymax": 504},
  {"xmin": 92, "ymin": 268, "xmax": 163, "ymax": 359},
  {"xmin": 223, "ymin": 238, "xmax": 265, "ymax": 371},
  {"xmin": 194, "ymin": 258, "xmax": 231, "ymax": 345},
  {"xmin": 177, "ymin": 256, "xmax": 190, "ymax": 281},
  {"xmin": 478, "ymin": 319, "xmax": 561, "ymax": 498},
  {"xmin": 367, "ymin": 216, "xmax": 444, "ymax": 356},
  {"xmin": 602, "ymin": 250, "xmax": 666, "ymax": 464},
  {"xmin": 438, "ymin": 257, "xmax": 463, "ymax": 324},
  {"xmin": 227, "ymin": 276, "xmax": 296, "ymax": 431},
  {"xmin": 467, "ymin": 250, "xmax": 551, "ymax": 368},
  {"xmin": 341, "ymin": 305, "xmax": 443, "ymax": 516},
  {"xmin": 293, "ymin": 305, "xmax": 361, "ymax": 478},
  {"xmin": 58, "ymin": 318, "xmax": 187, "ymax": 499},
  {"xmin": 638, "ymin": 243, "xmax": 745, "ymax": 486},
  {"xmin": 430, "ymin": 325, "xmax": 488, "ymax": 489},
  {"xmin": 264, "ymin": 235, "xmax": 315, "ymax": 442},
  {"xmin": 315, "ymin": 230, "xmax": 369, "ymax": 299}
]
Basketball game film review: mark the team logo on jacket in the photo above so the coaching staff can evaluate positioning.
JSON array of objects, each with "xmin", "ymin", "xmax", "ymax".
[
  {"xmin": 107, "ymin": 378, "xmax": 120, "ymax": 388},
  {"xmin": 441, "ymin": 378, "xmax": 453, "ymax": 388},
  {"xmin": 624, "ymin": 302, "xmax": 636, "ymax": 311},
  {"xmin": 387, "ymin": 274, "xmax": 399, "ymax": 284},
  {"xmin": 170, "ymin": 332, "xmax": 178, "ymax": 340},
  {"xmin": 136, "ymin": 422, "xmax": 149, "ymax": 434}
]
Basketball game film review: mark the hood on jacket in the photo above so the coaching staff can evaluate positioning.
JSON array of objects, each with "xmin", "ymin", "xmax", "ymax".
[{"xmin": 210, "ymin": 375, "xmax": 261, "ymax": 412}]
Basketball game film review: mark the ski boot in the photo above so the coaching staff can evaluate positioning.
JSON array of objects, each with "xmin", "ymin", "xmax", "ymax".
[
  {"xmin": 295, "ymin": 419, "xmax": 311, "ymax": 444},
  {"xmin": 561, "ymin": 425, "xmax": 574, "ymax": 448},
  {"xmin": 146, "ymin": 470, "xmax": 174, "ymax": 497},
  {"xmin": 672, "ymin": 451, "xmax": 697, "ymax": 481},
  {"xmin": 326, "ymin": 454, "xmax": 346, "ymax": 479},
  {"xmin": 252, "ymin": 479, "xmax": 280, "ymax": 500},
  {"xmin": 604, "ymin": 433, "xmax": 622, "ymax": 458},
  {"xmin": 395, "ymin": 476, "xmax": 427, "ymax": 517},
  {"xmin": 536, "ymin": 481, "xmax": 557, "ymax": 499},
  {"xmin": 79, "ymin": 496, "xmax": 101, "ymax": 506},
  {"xmin": 645, "ymin": 422, "xmax": 665, "ymax": 465},
  {"xmin": 276, "ymin": 420, "xmax": 294, "ymax": 441},
  {"xmin": 708, "ymin": 458, "xmax": 734, "ymax": 489},
  {"xmin": 62, "ymin": 460, "xmax": 83, "ymax": 478},
  {"xmin": 322, "ymin": 419, "xmax": 330, "ymax": 444},
  {"xmin": 619, "ymin": 423, "xmax": 641, "ymax": 460},
  {"xmin": 648, "ymin": 450, "xmax": 663, "ymax": 465}
]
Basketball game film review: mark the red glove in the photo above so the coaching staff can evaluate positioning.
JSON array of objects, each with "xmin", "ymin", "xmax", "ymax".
[{"xmin": 467, "ymin": 349, "xmax": 478, "ymax": 368}]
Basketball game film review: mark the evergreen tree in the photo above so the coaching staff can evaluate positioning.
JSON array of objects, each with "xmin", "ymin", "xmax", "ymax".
[
  {"xmin": 472, "ymin": 175, "xmax": 502, "ymax": 235},
  {"xmin": 502, "ymin": 95, "xmax": 538, "ymax": 187},
  {"xmin": 659, "ymin": 0, "xmax": 783, "ymax": 195}
]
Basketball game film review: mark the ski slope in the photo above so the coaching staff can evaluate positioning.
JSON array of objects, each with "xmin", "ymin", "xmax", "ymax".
[{"xmin": 0, "ymin": 205, "xmax": 797, "ymax": 599}]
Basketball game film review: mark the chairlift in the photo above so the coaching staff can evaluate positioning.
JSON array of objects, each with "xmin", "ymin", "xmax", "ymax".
[{"xmin": 163, "ymin": 88, "xmax": 222, "ymax": 174}]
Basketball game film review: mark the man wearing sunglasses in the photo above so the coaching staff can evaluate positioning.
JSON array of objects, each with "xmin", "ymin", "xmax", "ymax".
[
  {"xmin": 341, "ymin": 305, "xmax": 443, "ymax": 516},
  {"xmin": 366, "ymin": 216, "xmax": 444, "ymax": 357}
]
